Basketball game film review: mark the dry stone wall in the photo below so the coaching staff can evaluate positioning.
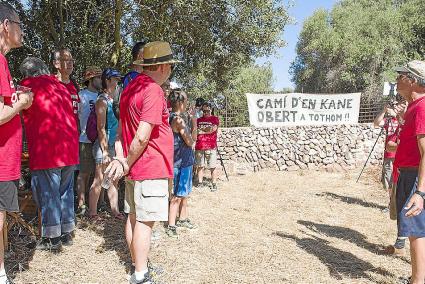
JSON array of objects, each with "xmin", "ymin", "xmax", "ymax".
[{"xmin": 217, "ymin": 124, "xmax": 385, "ymax": 174}]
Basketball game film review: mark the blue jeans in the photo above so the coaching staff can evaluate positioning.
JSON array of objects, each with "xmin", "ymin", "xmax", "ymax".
[{"xmin": 31, "ymin": 166, "xmax": 76, "ymax": 238}]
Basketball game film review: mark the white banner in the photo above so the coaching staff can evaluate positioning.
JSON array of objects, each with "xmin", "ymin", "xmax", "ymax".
[{"xmin": 246, "ymin": 93, "xmax": 361, "ymax": 127}]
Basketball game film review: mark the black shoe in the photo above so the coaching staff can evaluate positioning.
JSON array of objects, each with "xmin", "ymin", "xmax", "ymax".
[
  {"xmin": 36, "ymin": 237, "xmax": 62, "ymax": 252},
  {"xmin": 61, "ymin": 233, "xmax": 73, "ymax": 246}
]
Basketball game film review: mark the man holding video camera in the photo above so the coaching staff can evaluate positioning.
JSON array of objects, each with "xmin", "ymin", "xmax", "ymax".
[{"xmin": 393, "ymin": 60, "xmax": 425, "ymax": 284}]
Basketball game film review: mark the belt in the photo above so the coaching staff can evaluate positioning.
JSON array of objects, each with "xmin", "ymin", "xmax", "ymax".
[{"xmin": 398, "ymin": 167, "xmax": 419, "ymax": 172}]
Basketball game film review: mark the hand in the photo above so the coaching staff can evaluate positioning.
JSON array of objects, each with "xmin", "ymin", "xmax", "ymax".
[
  {"xmin": 105, "ymin": 158, "xmax": 129, "ymax": 181},
  {"xmin": 17, "ymin": 92, "xmax": 34, "ymax": 110},
  {"xmin": 405, "ymin": 194, "xmax": 424, "ymax": 217}
]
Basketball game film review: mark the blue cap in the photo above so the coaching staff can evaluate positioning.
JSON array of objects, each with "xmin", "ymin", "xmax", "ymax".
[{"xmin": 102, "ymin": 68, "xmax": 122, "ymax": 79}]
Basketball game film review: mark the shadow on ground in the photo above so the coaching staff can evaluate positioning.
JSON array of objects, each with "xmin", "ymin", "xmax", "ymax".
[
  {"xmin": 317, "ymin": 192, "xmax": 387, "ymax": 211},
  {"xmin": 274, "ymin": 231, "xmax": 396, "ymax": 281},
  {"xmin": 297, "ymin": 220, "xmax": 385, "ymax": 254}
]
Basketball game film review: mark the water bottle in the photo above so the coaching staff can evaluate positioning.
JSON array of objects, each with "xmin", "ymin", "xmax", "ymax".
[{"xmin": 101, "ymin": 171, "xmax": 111, "ymax": 190}]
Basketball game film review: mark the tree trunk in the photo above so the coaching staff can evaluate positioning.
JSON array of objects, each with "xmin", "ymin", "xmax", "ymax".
[{"xmin": 110, "ymin": 0, "xmax": 123, "ymax": 66}]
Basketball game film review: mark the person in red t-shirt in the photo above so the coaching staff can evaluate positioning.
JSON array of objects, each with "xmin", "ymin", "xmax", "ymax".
[
  {"xmin": 105, "ymin": 41, "xmax": 177, "ymax": 283},
  {"xmin": 393, "ymin": 60, "xmax": 425, "ymax": 283},
  {"xmin": 52, "ymin": 47, "xmax": 80, "ymax": 130},
  {"xmin": 0, "ymin": 4, "xmax": 33, "ymax": 282},
  {"xmin": 373, "ymin": 104, "xmax": 399, "ymax": 196},
  {"xmin": 20, "ymin": 57, "xmax": 79, "ymax": 252},
  {"xmin": 195, "ymin": 102, "xmax": 220, "ymax": 191}
]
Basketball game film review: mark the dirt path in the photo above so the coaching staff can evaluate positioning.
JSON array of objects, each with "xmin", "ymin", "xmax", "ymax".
[{"xmin": 12, "ymin": 169, "xmax": 409, "ymax": 283}]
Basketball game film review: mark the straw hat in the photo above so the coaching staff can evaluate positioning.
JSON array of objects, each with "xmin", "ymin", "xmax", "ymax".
[
  {"xmin": 84, "ymin": 66, "xmax": 102, "ymax": 82},
  {"xmin": 133, "ymin": 41, "xmax": 182, "ymax": 66}
]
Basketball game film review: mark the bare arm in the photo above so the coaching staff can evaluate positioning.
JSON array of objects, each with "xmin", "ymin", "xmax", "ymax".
[
  {"xmin": 172, "ymin": 116, "xmax": 194, "ymax": 147},
  {"xmin": 126, "ymin": 121, "xmax": 154, "ymax": 169},
  {"xmin": 114, "ymin": 120, "xmax": 124, "ymax": 158},
  {"xmin": 373, "ymin": 106, "xmax": 387, "ymax": 128},
  {"xmin": 95, "ymin": 99, "xmax": 109, "ymax": 158},
  {"xmin": 0, "ymin": 93, "xmax": 33, "ymax": 125}
]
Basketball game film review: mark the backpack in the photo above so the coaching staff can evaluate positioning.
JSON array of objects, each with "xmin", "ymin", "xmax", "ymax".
[{"xmin": 86, "ymin": 94, "xmax": 108, "ymax": 143}]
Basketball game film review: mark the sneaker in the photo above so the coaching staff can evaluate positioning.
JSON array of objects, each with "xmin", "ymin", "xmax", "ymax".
[
  {"xmin": 176, "ymin": 219, "xmax": 197, "ymax": 229},
  {"xmin": 165, "ymin": 225, "xmax": 178, "ymax": 239},
  {"xmin": 129, "ymin": 272, "xmax": 154, "ymax": 284},
  {"xmin": 61, "ymin": 233, "xmax": 73, "ymax": 246},
  {"xmin": 210, "ymin": 183, "xmax": 218, "ymax": 192},
  {"xmin": 36, "ymin": 237, "xmax": 62, "ymax": 252},
  {"xmin": 75, "ymin": 204, "xmax": 87, "ymax": 217},
  {"xmin": 151, "ymin": 230, "xmax": 161, "ymax": 242}
]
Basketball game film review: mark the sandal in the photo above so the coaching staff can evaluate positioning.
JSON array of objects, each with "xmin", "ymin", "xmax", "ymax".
[{"xmin": 113, "ymin": 212, "xmax": 126, "ymax": 221}]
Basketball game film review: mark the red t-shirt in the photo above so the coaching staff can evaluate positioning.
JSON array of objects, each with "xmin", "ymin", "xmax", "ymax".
[
  {"xmin": 384, "ymin": 117, "xmax": 399, "ymax": 159},
  {"xmin": 394, "ymin": 96, "xmax": 425, "ymax": 168},
  {"xmin": 21, "ymin": 75, "xmax": 79, "ymax": 170},
  {"xmin": 119, "ymin": 74, "xmax": 173, "ymax": 180},
  {"xmin": 62, "ymin": 81, "xmax": 80, "ymax": 118},
  {"xmin": 195, "ymin": 115, "xmax": 220, "ymax": 150},
  {"xmin": 0, "ymin": 54, "xmax": 21, "ymax": 181}
]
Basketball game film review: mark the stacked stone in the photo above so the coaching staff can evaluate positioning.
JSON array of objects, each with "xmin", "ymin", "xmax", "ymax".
[{"xmin": 217, "ymin": 124, "xmax": 384, "ymax": 173}]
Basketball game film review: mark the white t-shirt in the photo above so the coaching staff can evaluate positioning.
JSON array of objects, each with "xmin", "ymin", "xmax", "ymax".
[{"xmin": 79, "ymin": 89, "xmax": 98, "ymax": 143}]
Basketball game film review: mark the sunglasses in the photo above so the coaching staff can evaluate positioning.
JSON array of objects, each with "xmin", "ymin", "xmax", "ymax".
[{"xmin": 8, "ymin": 19, "xmax": 24, "ymax": 30}]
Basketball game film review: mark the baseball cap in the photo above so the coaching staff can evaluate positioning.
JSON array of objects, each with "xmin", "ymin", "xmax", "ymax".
[
  {"xmin": 394, "ymin": 60, "xmax": 425, "ymax": 80},
  {"xmin": 102, "ymin": 68, "xmax": 123, "ymax": 79}
]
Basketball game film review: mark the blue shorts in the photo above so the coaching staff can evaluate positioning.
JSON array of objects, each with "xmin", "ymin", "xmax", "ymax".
[
  {"xmin": 173, "ymin": 166, "xmax": 193, "ymax": 197},
  {"xmin": 92, "ymin": 140, "xmax": 116, "ymax": 165},
  {"xmin": 397, "ymin": 169, "xmax": 425, "ymax": 238}
]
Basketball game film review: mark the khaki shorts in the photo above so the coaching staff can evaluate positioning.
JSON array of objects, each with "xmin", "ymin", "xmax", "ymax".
[
  {"xmin": 195, "ymin": 149, "xmax": 217, "ymax": 169},
  {"xmin": 79, "ymin": 143, "xmax": 95, "ymax": 173},
  {"xmin": 124, "ymin": 179, "xmax": 169, "ymax": 222}
]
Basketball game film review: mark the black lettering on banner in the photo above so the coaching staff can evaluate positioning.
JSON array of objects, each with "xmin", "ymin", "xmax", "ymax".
[
  {"xmin": 320, "ymin": 99, "xmax": 328, "ymax": 109},
  {"xmin": 257, "ymin": 99, "xmax": 264, "ymax": 109},
  {"xmin": 266, "ymin": 111, "xmax": 273, "ymax": 122},
  {"xmin": 258, "ymin": 111, "xmax": 264, "ymax": 122},
  {"xmin": 300, "ymin": 114, "xmax": 306, "ymax": 121},
  {"xmin": 292, "ymin": 97, "xmax": 298, "ymax": 108},
  {"xmin": 265, "ymin": 99, "xmax": 273, "ymax": 109},
  {"xmin": 346, "ymin": 99, "xmax": 353, "ymax": 109},
  {"xmin": 336, "ymin": 114, "xmax": 343, "ymax": 121},
  {"xmin": 275, "ymin": 110, "xmax": 283, "ymax": 122},
  {"xmin": 274, "ymin": 99, "xmax": 283, "ymax": 109}
]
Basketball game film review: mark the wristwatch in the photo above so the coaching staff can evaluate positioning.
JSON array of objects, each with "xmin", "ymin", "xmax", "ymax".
[{"xmin": 414, "ymin": 190, "xmax": 425, "ymax": 200}]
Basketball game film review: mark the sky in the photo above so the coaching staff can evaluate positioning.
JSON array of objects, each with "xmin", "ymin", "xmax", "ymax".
[{"xmin": 256, "ymin": 0, "xmax": 339, "ymax": 91}]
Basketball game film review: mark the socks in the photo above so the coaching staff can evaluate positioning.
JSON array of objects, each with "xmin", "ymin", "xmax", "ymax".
[{"xmin": 135, "ymin": 269, "xmax": 149, "ymax": 281}]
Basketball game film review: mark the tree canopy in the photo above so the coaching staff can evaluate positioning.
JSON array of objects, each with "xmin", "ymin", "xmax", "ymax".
[
  {"xmin": 7, "ymin": 0, "xmax": 289, "ymax": 100},
  {"xmin": 290, "ymin": 0, "xmax": 425, "ymax": 97}
]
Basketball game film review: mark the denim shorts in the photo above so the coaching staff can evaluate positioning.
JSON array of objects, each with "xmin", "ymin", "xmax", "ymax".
[
  {"xmin": 173, "ymin": 165, "xmax": 193, "ymax": 197},
  {"xmin": 92, "ymin": 140, "xmax": 116, "ymax": 164},
  {"xmin": 396, "ymin": 169, "xmax": 425, "ymax": 238}
]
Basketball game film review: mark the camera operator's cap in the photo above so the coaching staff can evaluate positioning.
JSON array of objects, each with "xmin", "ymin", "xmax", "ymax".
[
  {"xmin": 394, "ymin": 60, "xmax": 425, "ymax": 80},
  {"xmin": 133, "ymin": 41, "xmax": 182, "ymax": 66},
  {"xmin": 84, "ymin": 66, "xmax": 102, "ymax": 82}
]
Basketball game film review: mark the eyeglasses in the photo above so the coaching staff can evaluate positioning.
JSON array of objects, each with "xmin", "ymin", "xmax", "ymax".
[{"xmin": 8, "ymin": 19, "xmax": 23, "ymax": 29}]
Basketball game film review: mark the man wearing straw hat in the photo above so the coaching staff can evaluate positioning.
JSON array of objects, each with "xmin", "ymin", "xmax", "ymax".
[{"xmin": 106, "ymin": 41, "xmax": 179, "ymax": 283}]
